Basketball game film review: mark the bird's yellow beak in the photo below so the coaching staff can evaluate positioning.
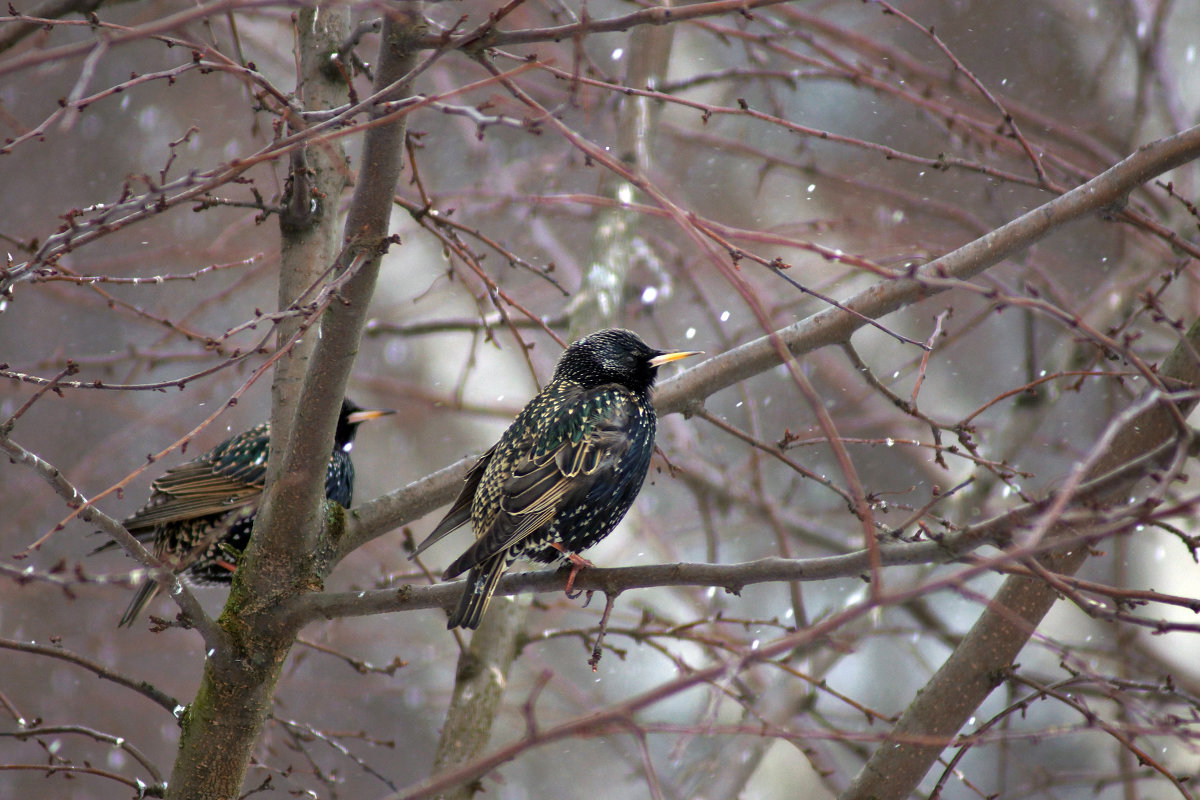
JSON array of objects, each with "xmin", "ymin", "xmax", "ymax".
[
  {"xmin": 347, "ymin": 408, "xmax": 396, "ymax": 425},
  {"xmin": 648, "ymin": 349, "xmax": 703, "ymax": 368}
]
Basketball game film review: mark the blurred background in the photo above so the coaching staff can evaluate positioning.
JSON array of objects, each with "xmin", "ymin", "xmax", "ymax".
[{"xmin": 2, "ymin": 1, "xmax": 1200, "ymax": 797}]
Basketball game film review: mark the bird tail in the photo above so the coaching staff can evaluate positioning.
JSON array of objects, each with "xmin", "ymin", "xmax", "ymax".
[
  {"xmin": 446, "ymin": 556, "xmax": 506, "ymax": 630},
  {"xmin": 89, "ymin": 525, "xmax": 153, "ymax": 556},
  {"xmin": 118, "ymin": 578, "xmax": 161, "ymax": 628},
  {"xmin": 90, "ymin": 536, "xmax": 120, "ymax": 556}
]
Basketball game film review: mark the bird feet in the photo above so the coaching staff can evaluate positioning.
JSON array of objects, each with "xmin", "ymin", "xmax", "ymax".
[{"xmin": 550, "ymin": 543, "xmax": 594, "ymax": 598}]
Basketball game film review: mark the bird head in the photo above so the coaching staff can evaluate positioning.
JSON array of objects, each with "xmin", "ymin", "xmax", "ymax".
[
  {"xmin": 554, "ymin": 328, "xmax": 702, "ymax": 393},
  {"xmin": 337, "ymin": 399, "xmax": 396, "ymax": 451}
]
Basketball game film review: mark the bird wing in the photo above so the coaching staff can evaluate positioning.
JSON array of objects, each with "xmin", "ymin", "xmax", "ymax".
[
  {"xmin": 119, "ymin": 428, "xmax": 271, "ymax": 533},
  {"xmin": 207, "ymin": 426, "xmax": 271, "ymax": 487},
  {"xmin": 409, "ymin": 444, "xmax": 497, "ymax": 559},
  {"xmin": 496, "ymin": 422, "xmax": 628, "ymax": 544},
  {"xmin": 443, "ymin": 388, "xmax": 635, "ymax": 577},
  {"xmin": 120, "ymin": 459, "xmax": 263, "ymax": 532}
]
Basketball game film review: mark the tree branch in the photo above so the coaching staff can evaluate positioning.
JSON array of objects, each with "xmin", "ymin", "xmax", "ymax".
[
  {"xmin": 293, "ymin": 439, "xmax": 1175, "ymax": 627},
  {"xmin": 840, "ymin": 317, "xmax": 1200, "ymax": 800},
  {"xmin": 0, "ymin": 636, "xmax": 180, "ymax": 713},
  {"xmin": 163, "ymin": 8, "xmax": 423, "ymax": 800},
  {"xmin": 337, "ymin": 125, "xmax": 1200, "ymax": 560}
]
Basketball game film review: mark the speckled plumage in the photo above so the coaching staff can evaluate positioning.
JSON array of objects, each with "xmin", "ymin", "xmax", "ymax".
[
  {"xmin": 411, "ymin": 328, "xmax": 700, "ymax": 630},
  {"xmin": 104, "ymin": 398, "xmax": 392, "ymax": 627}
]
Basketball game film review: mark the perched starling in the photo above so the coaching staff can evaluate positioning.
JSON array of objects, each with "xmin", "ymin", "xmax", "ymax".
[
  {"xmin": 102, "ymin": 398, "xmax": 393, "ymax": 627},
  {"xmin": 411, "ymin": 328, "xmax": 701, "ymax": 630}
]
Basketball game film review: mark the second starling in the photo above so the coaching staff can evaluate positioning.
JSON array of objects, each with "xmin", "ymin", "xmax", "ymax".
[
  {"xmin": 411, "ymin": 328, "xmax": 701, "ymax": 630},
  {"xmin": 101, "ymin": 398, "xmax": 393, "ymax": 627}
]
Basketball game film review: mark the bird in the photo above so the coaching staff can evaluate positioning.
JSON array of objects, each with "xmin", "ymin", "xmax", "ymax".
[
  {"xmin": 100, "ymin": 398, "xmax": 394, "ymax": 627},
  {"xmin": 410, "ymin": 328, "xmax": 701, "ymax": 630}
]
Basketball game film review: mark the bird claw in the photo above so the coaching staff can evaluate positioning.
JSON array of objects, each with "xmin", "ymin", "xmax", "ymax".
[
  {"xmin": 564, "ymin": 556, "xmax": 597, "ymax": 599},
  {"xmin": 552, "ymin": 543, "xmax": 596, "ymax": 600},
  {"xmin": 563, "ymin": 562, "xmax": 583, "ymax": 597}
]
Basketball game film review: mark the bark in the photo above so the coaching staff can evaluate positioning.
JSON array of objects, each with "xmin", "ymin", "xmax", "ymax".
[
  {"xmin": 423, "ymin": 17, "xmax": 678, "ymax": 796},
  {"xmin": 339, "ymin": 124, "xmax": 1200, "ymax": 555},
  {"xmin": 840, "ymin": 319, "xmax": 1200, "ymax": 800},
  {"xmin": 269, "ymin": 4, "xmax": 353, "ymax": 473},
  {"xmin": 164, "ymin": 8, "xmax": 423, "ymax": 798},
  {"xmin": 429, "ymin": 601, "xmax": 523, "ymax": 800}
]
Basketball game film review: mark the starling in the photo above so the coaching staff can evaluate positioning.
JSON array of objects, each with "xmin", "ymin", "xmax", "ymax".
[
  {"xmin": 102, "ymin": 398, "xmax": 393, "ymax": 627},
  {"xmin": 411, "ymin": 328, "xmax": 701, "ymax": 630}
]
